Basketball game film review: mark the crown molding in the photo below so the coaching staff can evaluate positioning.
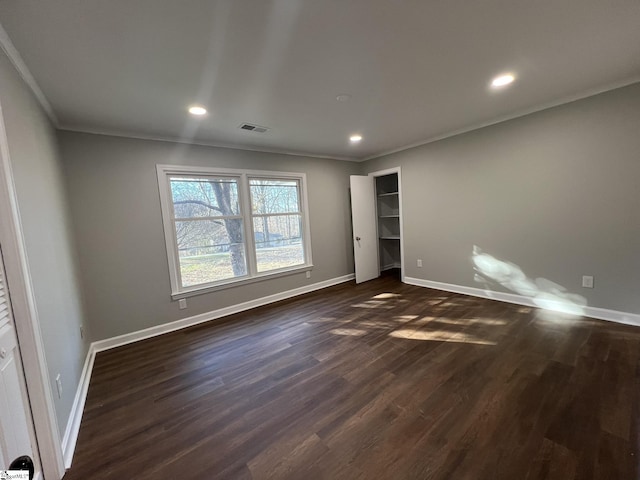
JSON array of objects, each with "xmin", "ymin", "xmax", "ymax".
[
  {"xmin": 58, "ymin": 124, "xmax": 360, "ymax": 162},
  {"xmin": 2, "ymin": 14, "xmax": 638, "ymax": 165},
  {"xmin": 362, "ymin": 76, "xmax": 640, "ymax": 162},
  {"xmin": 0, "ymin": 21, "xmax": 58, "ymax": 125}
]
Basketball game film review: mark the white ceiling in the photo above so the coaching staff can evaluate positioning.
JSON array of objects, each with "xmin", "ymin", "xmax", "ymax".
[{"xmin": 1, "ymin": 0, "xmax": 639, "ymax": 161}]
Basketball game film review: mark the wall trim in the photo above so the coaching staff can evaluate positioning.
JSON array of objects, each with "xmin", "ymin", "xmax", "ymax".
[
  {"xmin": 2, "ymin": 16, "xmax": 638, "ymax": 166},
  {"xmin": 61, "ymin": 344, "xmax": 96, "ymax": 468},
  {"xmin": 39, "ymin": 271, "xmax": 640, "ymax": 470},
  {"xmin": 58, "ymin": 126, "xmax": 357, "ymax": 163},
  {"xmin": 0, "ymin": 22, "xmax": 58, "ymax": 125},
  {"xmin": 404, "ymin": 276, "xmax": 640, "ymax": 327},
  {"xmin": 362, "ymin": 76, "xmax": 640, "ymax": 162},
  {"xmin": 93, "ymin": 273, "xmax": 354, "ymax": 353},
  {"xmin": 60, "ymin": 273, "xmax": 354, "ymax": 467}
]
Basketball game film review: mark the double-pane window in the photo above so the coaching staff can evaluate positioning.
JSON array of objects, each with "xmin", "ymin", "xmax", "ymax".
[{"xmin": 158, "ymin": 166, "xmax": 312, "ymax": 297}]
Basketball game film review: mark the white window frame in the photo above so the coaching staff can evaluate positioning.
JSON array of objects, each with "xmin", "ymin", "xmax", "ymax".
[{"xmin": 157, "ymin": 164, "xmax": 313, "ymax": 299}]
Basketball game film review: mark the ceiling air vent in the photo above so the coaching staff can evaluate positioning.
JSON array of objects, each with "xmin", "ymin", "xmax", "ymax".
[{"xmin": 238, "ymin": 123, "xmax": 269, "ymax": 133}]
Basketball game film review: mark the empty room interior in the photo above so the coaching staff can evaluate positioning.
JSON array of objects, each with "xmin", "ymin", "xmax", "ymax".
[{"xmin": 1, "ymin": 1, "xmax": 640, "ymax": 479}]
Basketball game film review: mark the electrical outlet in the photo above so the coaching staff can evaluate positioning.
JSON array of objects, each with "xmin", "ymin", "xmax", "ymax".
[
  {"xmin": 178, "ymin": 298, "xmax": 187, "ymax": 309},
  {"xmin": 306, "ymin": 271, "xmax": 311, "ymax": 279},
  {"xmin": 417, "ymin": 259, "xmax": 423, "ymax": 268},
  {"xmin": 55, "ymin": 374, "xmax": 62, "ymax": 399},
  {"xmin": 582, "ymin": 275, "xmax": 594, "ymax": 288}
]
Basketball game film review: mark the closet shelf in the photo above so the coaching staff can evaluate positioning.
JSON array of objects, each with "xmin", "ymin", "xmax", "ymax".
[
  {"xmin": 379, "ymin": 236, "xmax": 401, "ymax": 240},
  {"xmin": 377, "ymin": 192, "xmax": 399, "ymax": 197}
]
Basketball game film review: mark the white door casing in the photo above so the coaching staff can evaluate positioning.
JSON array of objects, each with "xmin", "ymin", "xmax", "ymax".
[
  {"xmin": 350, "ymin": 175, "xmax": 379, "ymax": 283},
  {"xmin": 0, "ymin": 243, "xmax": 41, "ymax": 476},
  {"xmin": 0, "ymin": 98, "xmax": 63, "ymax": 478}
]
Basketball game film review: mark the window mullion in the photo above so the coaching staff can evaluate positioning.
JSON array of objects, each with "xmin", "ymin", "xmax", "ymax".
[
  {"xmin": 158, "ymin": 165, "xmax": 311, "ymax": 297},
  {"xmin": 239, "ymin": 173, "xmax": 257, "ymax": 276}
]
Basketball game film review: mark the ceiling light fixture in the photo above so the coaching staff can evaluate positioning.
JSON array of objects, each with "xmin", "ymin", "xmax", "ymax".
[
  {"xmin": 350, "ymin": 134, "xmax": 362, "ymax": 143},
  {"xmin": 188, "ymin": 105, "xmax": 207, "ymax": 116},
  {"xmin": 336, "ymin": 94, "xmax": 352, "ymax": 102},
  {"xmin": 491, "ymin": 73, "xmax": 515, "ymax": 88}
]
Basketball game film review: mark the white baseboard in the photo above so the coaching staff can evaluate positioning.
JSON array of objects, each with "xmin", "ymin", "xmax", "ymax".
[
  {"xmin": 55, "ymin": 272, "xmax": 640, "ymax": 470},
  {"xmin": 60, "ymin": 273, "xmax": 354, "ymax": 468},
  {"xmin": 61, "ymin": 343, "xmax": 96, "ymax": 468},
  {"xmin": 579, "ymin": 305, "xmax": 640, "ymax": 327},
  {"xmin": 404, "ymin": 276, "xmax": 640, "ymax": 327},
  {"xmin": 92, "ymin": 273, "xmax": 355, "ymax": 353}
]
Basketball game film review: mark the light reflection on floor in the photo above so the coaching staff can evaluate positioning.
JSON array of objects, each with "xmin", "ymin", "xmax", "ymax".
[
  {"xmin": 350, "ymin": 299, "xmax": 396, "ymax": 309},
  {"xmin": 372, "ymin": 293, "xmax": 402, "ymax": 300},
  {"xmin": 432, "ymin": 317, "xmax": 507, "ymax": 326},
  {"xmin": 334, "ymin": 291, "xmax": 504, "ymax": 345},
  {"xmin": 389, "ymin": 328, "xmax": 497, "ymax": 346},
  {"xmin": 329, "ymin": 328, "xmax": 367, "ymax": 337}
]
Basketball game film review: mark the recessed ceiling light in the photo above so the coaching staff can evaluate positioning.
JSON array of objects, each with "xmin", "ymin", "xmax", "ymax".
[
  {"xmin": 491, "ymin": 73, "xmax": 515, "ymax": 88},
  {"xmin": 188, "ymin": 105, "xmax": 207, "ymax": 116},
  {"xmin": 350, "ymin": 134, "xmax": 362, "ymax": 143},
  {"xmin": 336, "ymin": 94, "xmax": 352, "ymax": 102}
]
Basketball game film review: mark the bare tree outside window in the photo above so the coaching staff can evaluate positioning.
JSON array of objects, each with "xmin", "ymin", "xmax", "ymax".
[
  {"xmin": 170, "ymin": 176, "xmax": 247, "ymax": 285},
  {"xmin": 161, "ymin": 168, "xmax": 310, "ymax": 293},
  {"xmin": 250, "ymin": 179, "xmax": 304, "ymax": 272}
]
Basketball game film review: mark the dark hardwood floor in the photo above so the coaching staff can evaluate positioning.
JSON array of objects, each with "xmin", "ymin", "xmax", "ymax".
[{"xmin": 63, "ymin": 273, "xmax": 640, "ymax": 479}]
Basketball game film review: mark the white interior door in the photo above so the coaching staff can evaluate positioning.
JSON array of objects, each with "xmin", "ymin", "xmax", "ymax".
[
  {"xmin": 350, "ymin": 175, "xmax": 379, "ymax": 283},
  {"xmin": 0, "ymin": 244, "xmax": 40, "ymax": 477}
]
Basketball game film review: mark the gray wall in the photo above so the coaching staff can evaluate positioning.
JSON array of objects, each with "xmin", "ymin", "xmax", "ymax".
[
  {"xmin": 59, "ymin": 131, "xmax": 359, "ymax": 340},
  {"xmin": 0, "ymin": 51, "xmax": 89, "ymax": 435},
  {"xmin": 362, "ymin": 82, "xmax": 640, "ymax": 315}
]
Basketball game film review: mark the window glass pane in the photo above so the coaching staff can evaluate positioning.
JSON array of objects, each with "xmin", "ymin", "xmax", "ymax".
[
  {"xmin": 253, "ymin": 215, "xmax": 304, "ymax": 272},
  {"xmin": 161, "ymin": 167, "xmax": 310, "ymax": 294},
  {"xmin": 170, "ymin": 176, "xmax": 240, "ymax": 218},
  {"xmin": 175, "ymin": 218, "xmax": 247, "ymax": 286},
  {"xmin": 249, "ymin": 179, "xmax": 300, "ymax": 215}
]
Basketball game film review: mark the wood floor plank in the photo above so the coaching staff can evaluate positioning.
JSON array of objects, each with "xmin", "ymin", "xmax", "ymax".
[{"xmin": 62, "ymin": 273, "xmax": 640, "ymax": 479}]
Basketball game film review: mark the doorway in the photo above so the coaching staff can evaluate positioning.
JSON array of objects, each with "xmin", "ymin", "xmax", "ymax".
[{"xmin": 350, "ymin": 167, "xmax": 404, "ymax": 283}]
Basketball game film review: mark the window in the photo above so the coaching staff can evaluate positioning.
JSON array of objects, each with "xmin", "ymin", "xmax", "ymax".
[{"xmin": 157, "ymin": 165, "xmax": 312, "ymax": 297}]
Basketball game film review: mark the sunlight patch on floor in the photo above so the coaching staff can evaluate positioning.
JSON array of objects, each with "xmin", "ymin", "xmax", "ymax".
[
  {"xmin": 351, "ymin": 300, "xmax": 395, "ymax": 309},
  {"xmin": 372, "ymin": 293, "xmax": 402, "ymax": 299},
  {"xmin": 392, "ymin": 315, "xmax": 418, "ymax": 323},
  {"xmin": 410, "ymin": 316, "xmax": 436, "ymax": 326},
  {"xmin": 309, "ymin": 316, "xmax": 339, "ymax": 324},
  {"xmin": 389, "ymin": 328, "xmax": 497, "ymax": 345},
  {"xmin": 433, "ymin": 317, "xmax": 507, "ymax": 326},
  {"xmin": 358, "ymin": 320, "xmax": 397, "ymax": 328},
  {"xmin": 330, "ymin": 328, "xmax": 367, "ymax": 337}
]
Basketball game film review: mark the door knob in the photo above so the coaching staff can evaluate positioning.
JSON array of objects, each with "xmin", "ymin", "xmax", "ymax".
[
  {"xmin": 0, "ymin": 348, "xmax": 6, "ymax": 359},
  {"xmin": 355, "ymin": 236, "xmax": 361, "ymax": 241},
  {"xmin": 9, "ymin": 456, "xmax": 34, "ymax": 479}
]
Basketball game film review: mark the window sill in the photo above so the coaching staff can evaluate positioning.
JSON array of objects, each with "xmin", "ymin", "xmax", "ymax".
[{"xmin": 171, "ymin": 264, "xmax": 314, "ymax": 300}]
